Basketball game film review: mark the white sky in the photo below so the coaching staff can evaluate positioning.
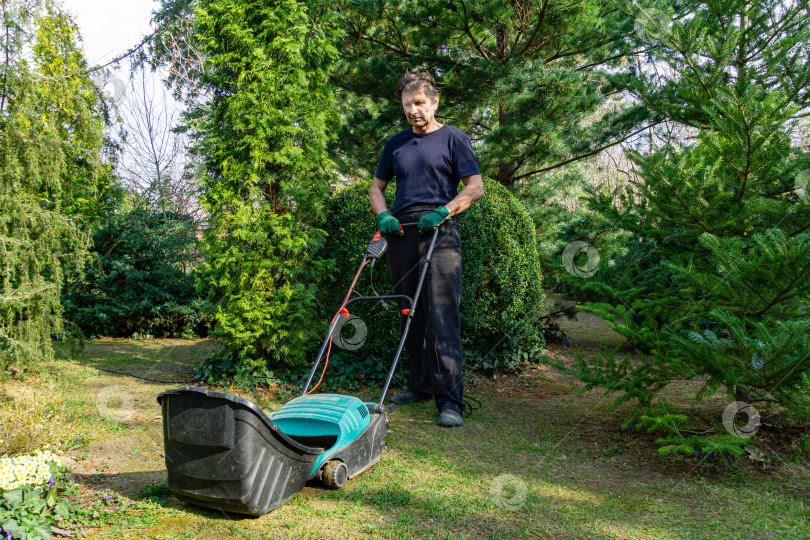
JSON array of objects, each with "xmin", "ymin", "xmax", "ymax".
[
  {"xmin": 60, "ymin": 0, "xmax": 189, "ymax": 200},
  {"xmin": 60, "ymin": 0, "xmax": 160, "ymax": 67}
]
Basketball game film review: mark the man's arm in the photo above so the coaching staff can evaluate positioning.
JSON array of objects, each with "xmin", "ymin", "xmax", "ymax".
[
  {"xmin": 369, "ymin": 176, "xmax": 390, "ymax": 215},
  {"xmin": 444, "ymin": 174, "xmax": 484, "ymax": 217}
]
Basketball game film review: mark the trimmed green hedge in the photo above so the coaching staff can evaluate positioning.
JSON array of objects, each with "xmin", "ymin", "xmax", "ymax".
[{"xmin": 312, "ymin": 178, "xmax": 544, "ymax": 384}]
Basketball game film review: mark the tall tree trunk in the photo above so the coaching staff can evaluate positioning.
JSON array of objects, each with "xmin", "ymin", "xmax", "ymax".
[{"xmin": 495, "ymin": 25, "xmax": 512, "ymax": 185}]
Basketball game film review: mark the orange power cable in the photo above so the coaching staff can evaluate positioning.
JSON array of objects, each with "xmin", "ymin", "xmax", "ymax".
[{"xmin": 305, "ymin": 258, "xmax": 371, "ymax": 395}]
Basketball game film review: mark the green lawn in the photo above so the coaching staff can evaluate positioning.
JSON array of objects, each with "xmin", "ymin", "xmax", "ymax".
[{"xmin": 6, "ymin": 338, "xmax": 807, "ymax": 539}]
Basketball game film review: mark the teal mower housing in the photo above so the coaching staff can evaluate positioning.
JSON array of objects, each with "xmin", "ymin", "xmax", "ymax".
[{"xmin": 157, "ymin": 223, "xmax": 443, "ymax": 515}]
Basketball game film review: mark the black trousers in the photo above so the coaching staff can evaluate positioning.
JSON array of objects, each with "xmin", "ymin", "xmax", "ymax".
[{"xmin": 386, "ymin": 204, "xmax": 464, "ymax": 414}]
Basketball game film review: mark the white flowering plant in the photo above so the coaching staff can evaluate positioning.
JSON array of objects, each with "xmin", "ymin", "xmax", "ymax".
[
  {"xmin": 0, "ymin": 450, "xmax": 147, "ymax": 539},
  {"xmin": 0, "ymin": 450, "xmax": 67, "ymax": 540},
  {"xmin": 0, "ymin": 450, "xmax": 60, "ymax": 493}
]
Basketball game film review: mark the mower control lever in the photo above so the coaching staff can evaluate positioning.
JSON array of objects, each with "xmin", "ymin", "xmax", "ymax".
[{"xmin": 365, "ymin": 232, "xmax": 388, "ymax": 260}]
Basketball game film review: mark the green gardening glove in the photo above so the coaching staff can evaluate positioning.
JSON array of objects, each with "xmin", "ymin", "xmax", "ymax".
[
  {"xmin": 376, "ymin": 210, "xmax": 403, "ymax": 236},
  {"xmin": 418, "ymin": 206, "xmax": 450, "ymax": 234}
]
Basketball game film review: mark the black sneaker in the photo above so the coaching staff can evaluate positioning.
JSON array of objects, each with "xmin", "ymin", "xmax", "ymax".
[
  {"xmin": 390, "ymin": 391, "xmax": 431, "ymax": 405},
  {"xmin": 438, "ymin": 409, "xmax": 463, "ymax": 427}
]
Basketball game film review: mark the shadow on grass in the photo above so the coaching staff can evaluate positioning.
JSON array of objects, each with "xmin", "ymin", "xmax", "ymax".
[{"xmin": 71, "ymin": 471, "xmax": 259, "ymax": 522}]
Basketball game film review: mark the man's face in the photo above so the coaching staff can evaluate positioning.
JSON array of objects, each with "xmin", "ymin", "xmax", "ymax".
[{"xmin": 402, "ymin": 89, "xmax": 439, "ymax": 131}]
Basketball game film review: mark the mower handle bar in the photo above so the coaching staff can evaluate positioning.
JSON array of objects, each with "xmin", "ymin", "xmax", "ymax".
[{"xmin": 301, "ymin": 221, "xmax": 447, "ymax": 405}]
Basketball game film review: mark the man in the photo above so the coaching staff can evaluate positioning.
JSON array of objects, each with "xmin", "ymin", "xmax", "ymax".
[{"xmin": 368, "ymin": 71, "xmax": 484, "ymax": 427}]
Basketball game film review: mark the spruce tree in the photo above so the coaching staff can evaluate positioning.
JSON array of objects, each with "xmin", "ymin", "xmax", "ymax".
[
  {"xmin": 0, "ymin": 0, "xmax": 109, "ymax": 366},
  {"xmin": 568, "ymin": 0, "xmax": 810, "ymax": 451}
]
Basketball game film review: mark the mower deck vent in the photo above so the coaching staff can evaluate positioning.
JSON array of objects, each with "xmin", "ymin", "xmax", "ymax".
[{"xmin": 357, "ymin": 405, "xmax": 368, "ymax": 419}]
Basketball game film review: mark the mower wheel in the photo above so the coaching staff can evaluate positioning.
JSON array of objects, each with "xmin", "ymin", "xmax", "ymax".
[{"xmin": 323, "ymin": 460, "xmax": 349, "ymax": 489}]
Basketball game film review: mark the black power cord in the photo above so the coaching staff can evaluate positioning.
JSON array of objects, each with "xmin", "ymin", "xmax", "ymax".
[
  {"xmin": 95, "ymin": 367, "xmax": 195, "ymax": 385},
  {"xmin": 95, "ymin": 367, "xmax": 307, "ymax": 386}
]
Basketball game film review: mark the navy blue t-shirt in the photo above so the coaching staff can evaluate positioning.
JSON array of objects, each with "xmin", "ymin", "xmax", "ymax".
[{"xmin": 375, "ymin": 125, "xmax": 480, "ymax": 215}]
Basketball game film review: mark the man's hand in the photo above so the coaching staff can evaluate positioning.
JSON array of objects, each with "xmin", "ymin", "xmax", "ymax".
[
  {"xmin": 418, "ymin": 206, "xmax": 449, "ymax": 234},
  {"xmin": 377, "ymin": 210, "xmax": 403, "ymax": 236}
]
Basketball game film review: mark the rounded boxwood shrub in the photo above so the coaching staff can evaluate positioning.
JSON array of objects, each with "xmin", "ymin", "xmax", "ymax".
[{"xmin": 312, "ymin": 177, "xmax": 544, "ymax": 384}]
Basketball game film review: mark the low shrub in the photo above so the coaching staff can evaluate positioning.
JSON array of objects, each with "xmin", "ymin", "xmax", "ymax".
[{"xmin": 311, "ymin": 178, "xmax": 546, "ymax": 382}]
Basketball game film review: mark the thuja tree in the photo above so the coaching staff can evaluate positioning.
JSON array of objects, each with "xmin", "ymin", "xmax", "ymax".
[
  {"xmin": 0, "ymin": 0, "xmax": 110, "ymax": 366},
  {"xmin": 563, "ymin": 0, "xmax": 810, "ymax": 454},
  {"xmin": 328, "ymin": 0, "xmax": 652, "ymax": 185},
  {"xmin": 166, "ymin": 0, "xmax": 341, "ymax": 375}
]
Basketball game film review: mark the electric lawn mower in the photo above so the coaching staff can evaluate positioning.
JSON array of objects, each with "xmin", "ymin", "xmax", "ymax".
[{"xmin": 156, "ymin": 221, "xmax": 443, "ymax": 515}]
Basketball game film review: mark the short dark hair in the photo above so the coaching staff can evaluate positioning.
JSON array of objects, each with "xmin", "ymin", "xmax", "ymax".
[{"xmin": 395, "ymin": 70, "xmax": 440, "ymax": 100}]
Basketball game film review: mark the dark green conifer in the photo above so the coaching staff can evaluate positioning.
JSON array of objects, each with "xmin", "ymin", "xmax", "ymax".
[
  {"xmin": 568, "ymin": 0, "xmax": 810, "ymax": 451},
  {"xmin": 1, "ymin": 0, "xmax": 109, "ymax": 366}
]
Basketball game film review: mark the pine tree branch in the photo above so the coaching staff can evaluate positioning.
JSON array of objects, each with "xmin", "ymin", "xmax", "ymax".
[
  {"xmin": 458, "ymin": 0, "xmax": 491, "ymax": 61},
  {"xmin": 86, "ymin": 30, "xmax": 157, "ymax": 74},
  {"xmin": 0, "ymin": 236, "xmax": 32, "ymax": 247},
  {"xmin": 0, "ymin": 284, "xmax": 54, "ymax": 302},
  {"xmin": 515, "ymin": 0, "xmax": 548, "ymax": 57},
  {"xmin": 753, "ymin": 273, "xmax": 803, "ymax": 317},
  {"xmin": 789, "ymin": 221, "xmax": 810, "ymax": 237},
  {"xmin": 351, "ymin": 28, "xmax": 473, "ymax": 69},
  {"xmin": 741, "ymin": 7, "xmax": 800, "ymax": 63},
  {"xmin": 0, "ymin": 331, "xmax": 45, "ymax": 358},
  {"xmin": 574, "ymin": 49, "xmax": 644, "ymax": 73},
  {"xmin": 679, "ymin": 428, "xmax": 715, "ymax": 435},
  {"xmin": 767, "ymin": 353, "xmax": 810, "ymax": 397},
  {"xmin": 512, "ymin": 121, "xmax": 663, "ymax": 182}
]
